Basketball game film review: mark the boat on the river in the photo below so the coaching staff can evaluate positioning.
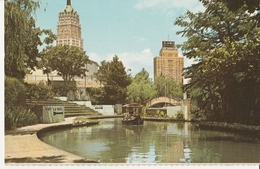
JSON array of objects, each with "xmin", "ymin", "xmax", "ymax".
[
  {"xmin": 122, "ymin": 103, "xmax": 144, "ymax": 125},
  {"xmin": 122, "ymin": 115, "xmax": 144, "ymax": 125}
]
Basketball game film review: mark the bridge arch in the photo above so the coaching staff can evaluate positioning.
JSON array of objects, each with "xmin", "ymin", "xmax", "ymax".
[{"xmin": 145, "ymin": 96, "xmax": 182, "ymax": 108}]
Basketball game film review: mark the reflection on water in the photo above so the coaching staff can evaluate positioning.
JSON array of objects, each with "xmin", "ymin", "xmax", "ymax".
[{"xmin": 39, "ymin": 118, "xmax": 260, "ymax": 163}]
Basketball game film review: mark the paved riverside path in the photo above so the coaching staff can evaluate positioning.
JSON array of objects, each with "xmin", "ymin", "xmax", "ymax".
[{"xmin": 5, "ymin": 117, "xmax": 97, "ymax": 164}]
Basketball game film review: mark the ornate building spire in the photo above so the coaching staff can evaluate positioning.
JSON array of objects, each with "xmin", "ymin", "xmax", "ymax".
[
  {"xmin": 56, "ymin": 0, "xmax": 83, "ymax": 50},
  {"xmin": 67, "ymin": 0, "xmax": 71, "ymax": 6}
]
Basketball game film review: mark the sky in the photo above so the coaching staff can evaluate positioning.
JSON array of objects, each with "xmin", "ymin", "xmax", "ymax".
[{"xmin": 36, "ymin": 0, "xmax": 204, "ymax": 79}]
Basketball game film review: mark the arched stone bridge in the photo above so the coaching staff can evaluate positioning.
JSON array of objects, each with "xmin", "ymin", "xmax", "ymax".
[{"xmin": 145, "ymin": 96, "xmax": 182, "ymax": 108}]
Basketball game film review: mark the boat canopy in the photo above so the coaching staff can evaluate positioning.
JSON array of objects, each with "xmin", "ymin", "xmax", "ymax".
[{"xmin": 123, "ymin": 103, "xmax": 143, "ymax": 116}]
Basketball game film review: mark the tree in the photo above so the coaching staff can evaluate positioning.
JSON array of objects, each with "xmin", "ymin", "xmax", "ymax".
[
  {"xmin": 217, "ymin": 0, "xmax": 260, "ymax": 13},
  {"xmin": 95, "ymin": 55, "xmax": 132, "ymax": 104},
  {"xmin": 39, "ymin": 45, "xmax": 90, "ymax": 84},
  {"xmin": 154, "ymin": 74, "xmax": 183, "ymax": 99},
  {"xmin": 126, "ymin": 68, "xmax": 156, "ymax": 105},
  {"xmin": 175, "ymin": 0, "xmax": 260, "ymax": 124},
  {"xmin": 4, "ymin": 0, "xmax": 56, "ymax": 79},
  {"xmin": 85, "ymin": 87, "xmax": 105, "ymax": 105}
]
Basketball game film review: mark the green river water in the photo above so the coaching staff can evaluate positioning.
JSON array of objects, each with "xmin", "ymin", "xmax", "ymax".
[{"xmin": 39, "ymin": 118, "xmax": 260, "ymax": 163}]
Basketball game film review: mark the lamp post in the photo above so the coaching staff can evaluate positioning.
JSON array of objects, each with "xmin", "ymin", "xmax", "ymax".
[{"xmin": 164, "ymin": 77, "xmax": 167, "ymax": 107}]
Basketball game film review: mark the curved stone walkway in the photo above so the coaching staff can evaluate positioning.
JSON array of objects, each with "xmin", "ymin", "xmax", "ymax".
[{"xmin": 5, "ymin": 117, "xmax": 97, "ymax": 164}]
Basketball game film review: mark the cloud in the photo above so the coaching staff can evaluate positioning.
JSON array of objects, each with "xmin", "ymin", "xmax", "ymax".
[
  {"xmin": 132, "ymin": 36, "xmax": 147, "ymax": 43},
  {"xmin": 134, "ymin": 0, "xmax": 163, "ymax": 9},
  {"xmin": 90, "ymin": 50, "xmax": 197, "ymax": 80},
  {"xmin": 88, "ymin": 52, "xmax": 104, "ymax": 64},
  {"xmin": 89, "ymin": 49, "xmax": 155, "ymax": 79},
  {"xmin": 107, "ymin": 48, "xmax": 155, "ymax": 78},
  {"xmin": 134, "ymin": 0, "xmax": 205, "ymax": 13}
]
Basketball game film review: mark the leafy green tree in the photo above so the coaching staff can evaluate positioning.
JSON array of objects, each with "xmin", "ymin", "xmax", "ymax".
[
  {"xmin": 39, "ymin": 45, "xmax": 90, "ymax": 84},
  {"xmin": 95, "ymin": 55, "xmax": 131, "ymax": 104},
  {"xmin": 218, "ymin": 0, "xmax": 259, "ymax": 12},
  {"xmin": 4, "ymin": 0, "xmax": 56, "ymax": 79},
  {"xmin": 175, "ymin": 0, "xmax": 260, "ymax": 124},
  {"xmin": 154, "ymin": 74, "xmax": 183, "ymax": 99},
  {"xmin": 126, "ymin": 68, "xmax": 156, "ymax": 105},
  {"xmin": 85, "ymin": 87, "xmax": 105, "ymax": 105}
]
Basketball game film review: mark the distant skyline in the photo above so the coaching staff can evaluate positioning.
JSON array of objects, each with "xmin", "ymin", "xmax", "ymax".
[{"xmin": 36, "ymin": 0, "xmax": 204, "ymax": 79}]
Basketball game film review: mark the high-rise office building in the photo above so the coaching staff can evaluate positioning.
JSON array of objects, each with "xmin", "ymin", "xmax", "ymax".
[
  {"xmin": 154, "ymin": 41, "xmax": 184, "ymax": 84},
  {"xmin": 56, "ymin": 0, "xmax": 83, "ymax": 50}
]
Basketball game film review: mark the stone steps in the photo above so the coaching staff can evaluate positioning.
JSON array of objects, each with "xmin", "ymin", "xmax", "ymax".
[{"xmin": 26, "ymin": 99, "xmax": 100, "ymax": 117}]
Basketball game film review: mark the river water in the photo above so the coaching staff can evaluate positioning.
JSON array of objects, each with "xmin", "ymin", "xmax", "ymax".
[{"xmin": 39, "ymin": 118, "xmax": 260, "ymax": 163}]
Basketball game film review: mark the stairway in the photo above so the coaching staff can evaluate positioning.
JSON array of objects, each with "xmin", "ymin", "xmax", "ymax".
[{"xmin": 26, "ymin": 99, "xmax": 101, "ymax": 117}]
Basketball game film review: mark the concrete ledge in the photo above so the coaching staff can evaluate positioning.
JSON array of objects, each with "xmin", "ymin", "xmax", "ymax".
[
  {"xmin": 5, "ymin": 117, "xmax": 100, "ymax": 164},
  {"xmin": 143, "ymin": 117, "xmax": 186, "ymax": 122},
  {"xmin": 5, "ymin": 116, "xmax": 123, "ymax": 163},
  {"xmin": 37, "ymin": 121, "xmax": 100, "ymax": 136},
  {"xmin": 87, "ymin": 115, "xmax": 124, "ymax": 119}
]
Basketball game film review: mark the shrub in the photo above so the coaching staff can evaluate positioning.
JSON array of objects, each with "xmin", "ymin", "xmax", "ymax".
[
  {"xmin": 155, "ymin": 110, "xmax": 160, "ymax": 117},
  {"xmin": 156, "ymin": 110, "xmax": 167, "ymax": 118},
  {"xmin": 5, "ymin": 106, "xmax": 15, "ymax": 130},
  {"xmin": 5, "ymin": 105, "xmax": 38, "ymax": 130},
  {"xmin": 176, "ymin": 110, "xmax": 184, "ymax": 120},
  {"xmin": 192, "ymin": 107, "xmax": 205, "ymax": 119},
  {"xmin": 5, "ymin": 76, "xmax": 27, "ymax": 107},
  {"xmin": 5, "ymin": 76, "xmax": 39, "ymax": 130},
  {"xmin": 27, "ymin": 81, "xmax": 55, "ymax": 100},
  {"xmin": 52, "ymin": 82, "xmax": 77, "ymax": 96},
  {"xmin": 142, "ymin": 109, "xmax": 147, "ymax": 117}
]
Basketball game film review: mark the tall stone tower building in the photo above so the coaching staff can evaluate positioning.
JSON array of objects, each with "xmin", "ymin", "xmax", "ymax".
[
  {"xmin": 56, "ymin": 0, "xmax": 83, "ymax": 50},
  {"xmin": 55, "ymin": 0, "xmax": 99, "ymax": 88},
  {"xmin": 25, "ymin": 0, "xmax": 100, "ymax": 88},
  {"xmin": 154, "ymin": 41, "xmax": 184, "ymax": 84}
]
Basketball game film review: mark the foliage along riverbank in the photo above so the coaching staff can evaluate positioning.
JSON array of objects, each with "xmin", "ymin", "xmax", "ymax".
[
  {"xmin": 198, "ymin": 121, "xmax": 260, "ymax": 138},
  {"xmin": 142, "ymin": 116, "xmax": 260, "ymax": 139}
]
